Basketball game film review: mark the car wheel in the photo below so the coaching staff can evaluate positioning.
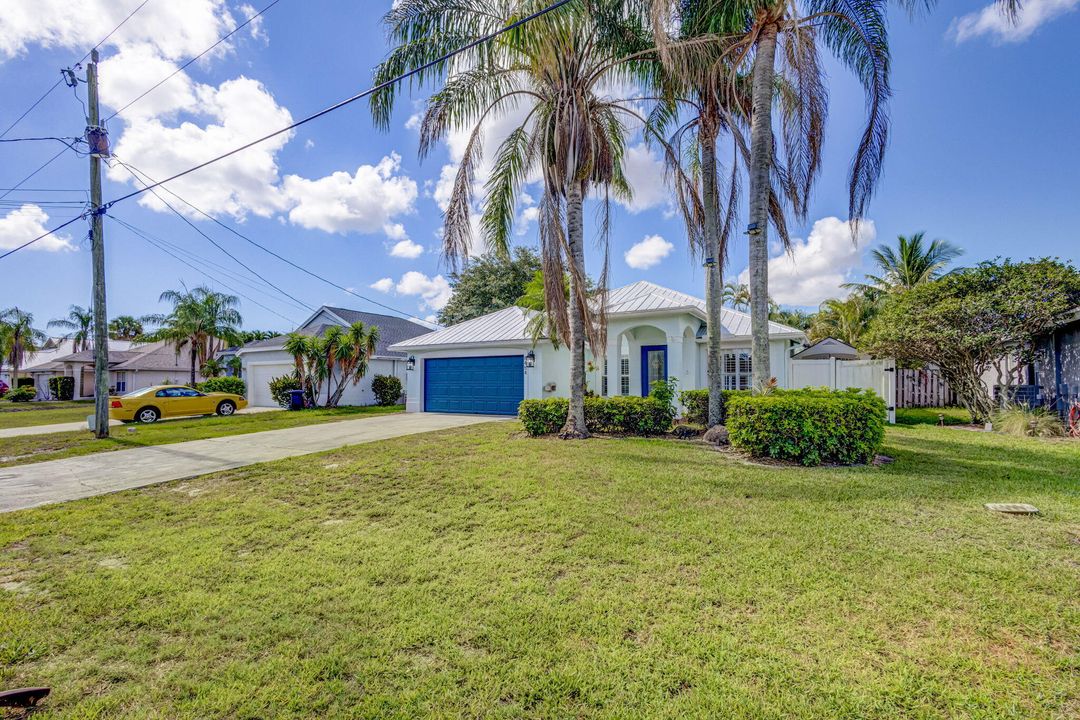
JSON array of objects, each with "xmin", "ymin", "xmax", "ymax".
[
  {"xmin": 137, "ymin": 407, "xmax": 159, "ymax": 424},
  {"xmin": 217, "ymin": 400, "xmax": 236, "ymax": 416}
]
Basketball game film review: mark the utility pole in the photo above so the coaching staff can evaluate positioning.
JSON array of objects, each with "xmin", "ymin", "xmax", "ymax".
[{"xmin": 86, "ymin": 49, "xmax": 110, "ymax": 438}]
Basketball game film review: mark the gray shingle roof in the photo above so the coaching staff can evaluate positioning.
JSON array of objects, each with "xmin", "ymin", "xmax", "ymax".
[{"xmin": 239, "ymin": 308, "xmax": 432, "ymax": 358}]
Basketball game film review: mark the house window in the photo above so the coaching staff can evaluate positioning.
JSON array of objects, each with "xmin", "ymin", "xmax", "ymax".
[
  {"xmin": 115, "ymin": 371, "xmax": 127, "ymax": 393},
  {"xmin": 723, "ymin": 350, "xmax": 752, "ymax": 390},
  {"xmin": 602, "ymin": 358, "xmax": 608, "ymax": 396}
]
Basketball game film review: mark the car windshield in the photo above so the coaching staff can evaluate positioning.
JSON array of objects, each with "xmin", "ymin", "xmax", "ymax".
[{"xmin": 121, "ymin": 387, "xmax": 156, "ymax": 398}]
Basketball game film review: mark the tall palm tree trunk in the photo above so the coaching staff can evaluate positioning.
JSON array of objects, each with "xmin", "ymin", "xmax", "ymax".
[
  {"xmin": 189, "ymin": 342, "xmax": 198, "ymax": 387},
  {"xmin": 560, "ymin": 182, "xmax": 589, "ymax": 439},
  {"xmin": 700, "ymin": 128, "xmax": 725, "ymax": 427},
  {"xmin": 747, "ymin": 21, "xmax": 779, "ymax": 389}
]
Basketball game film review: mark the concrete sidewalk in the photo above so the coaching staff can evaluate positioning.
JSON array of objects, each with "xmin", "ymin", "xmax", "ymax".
[
  {"xmin": 0, "ymin": 413, "xmax": 500, "ymax": 513},
  {"xmin": 0, "ymin": 406, "xmax": 280, "ymax": 439}
]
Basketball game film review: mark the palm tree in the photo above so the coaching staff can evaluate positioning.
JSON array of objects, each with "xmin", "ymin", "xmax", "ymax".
[
  {"xmin": 283, "ymin": 332, "xmax": 318, "ymax": 405},
  {"xmin": 326, "ymin": 322, "xmax": 381, "ymax": 407},
  {"xmin": 722, "ymin": 281, "xmax": 751, "ymax": 310},
  {"xmin": 808, "ymin": 294, "xmax": 878, "ymax": 347},
  {"xmin": 770, "ymin": 307, "xmax": 811, "ymax": 331},
  {"xmin": 652, "ymin": 0, "xmax": 1019, "ymax": 390},
  {"xmin": 843, "ymin": 232, "xmax": 962, "ymax": 297},
  {"xmin": 372, "ymin": 0, "xmax": 659, "ymax": 438},
  {"xmin": 200, "ymin": 358, "xmax": 226, "ymax": 378},
  {"xmin": 108, "ymin": 315, "xmax": 144, "ymax": 341},
  {"xmin": 142, "ymin": 286, "xmax": 243, "ymax": 386},
  {"xmin": 0, "ymin": 308, "xmax": 46, "ymax": 385},
  {"xmin": 517, "ymin": 270, "xmax": 569, "ymax": 349},
  {"xmin": 48, "ymin": 305, "xmax": 94, "ymax": 352}
]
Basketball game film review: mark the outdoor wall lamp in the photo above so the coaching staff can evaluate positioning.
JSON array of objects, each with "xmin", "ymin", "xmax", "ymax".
[
  {"xmin": 406, "ymin": 355, "xmax": 416, "ymax": 371},
  {"xmin": 702, "ymin": 257, "xmax": 717, "ymax": 269},
  {"xmin": 745, "ymin": 222, "xmax": 762, "ymax": 236},
  {"xmin": 525, "ymin": 350, "xmax": 536, "ymax": 368}
]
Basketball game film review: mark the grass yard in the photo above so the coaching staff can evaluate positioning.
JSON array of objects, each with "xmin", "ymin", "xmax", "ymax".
[
  {"xmin": 0, "ymin": 400, "xmax": 94, "ymax": 429},
  {"xmin": 0, "ymin": 405, "xmax": 403, "ymax": 467},
  {"xmin": 1, "ymin": 413, "xmax": 1077, "ymax": 718}
]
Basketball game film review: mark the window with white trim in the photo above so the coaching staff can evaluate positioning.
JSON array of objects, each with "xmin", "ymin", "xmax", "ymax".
[
  {"xmin": 723, "ymin": 350, "xmax": 752, "ymax": 390},
  {"xmin": 619, "ymin": 337, "xmax": 630, "ymax": 395},
  {"xmin": 115, "ymin": 371, "xmax": 127, "ymax": 393}
]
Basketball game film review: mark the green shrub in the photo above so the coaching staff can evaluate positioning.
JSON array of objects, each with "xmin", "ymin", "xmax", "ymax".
[
  {"xmin": 48, "ymin": 376, "xmax": 75, "ymax": 401},
  {"xmin": 678, "ymin": 389, "xmax": 750, "ymax": 425},
  {"xmin": 268, "ymin": 374, "xmax": 302, "ymax": 408},
  {"xmin": 371, "ymin": 374, "xmax": 403, "ymax": 406},
  {"xmin": 6, "ymin": 385, "xmax": 36, "ymax": 402},
  {"xmin": 726, "ymin": 389, "xmax": 886, "ymax": 466},
  {"xmin": 519, "ymin": 396, "xmax": 675, "ymax": 436},
  {"xmin": 197, "ymin": 376, "xmax": 246, "ymax": 396}
]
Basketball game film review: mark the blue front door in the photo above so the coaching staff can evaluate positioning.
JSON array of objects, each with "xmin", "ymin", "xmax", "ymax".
[
  {"xmin": 424, "ymin": 355, "xmax": 525, "ymax": 415},
  {"xmin": 640, "ymin": 345, "xmax": 667, "ymax": 397}
]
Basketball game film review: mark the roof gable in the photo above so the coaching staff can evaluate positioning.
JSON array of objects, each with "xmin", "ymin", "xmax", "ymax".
[
  {"xmin": 391, "ymin": 306, "xmax": 533, "ymax": 349},
  {"xmin": 244, "ymin": 306, "xmax": 433, "ymax": 358}
]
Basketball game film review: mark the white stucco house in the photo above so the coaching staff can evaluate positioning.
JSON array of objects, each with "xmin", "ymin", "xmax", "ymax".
[
  {"xmin": 236, "ymin": 306, "xmax": 433, "ymax": 407},
  {"xmin": 390, "ymin": 281, "xmax": 808, "ymax": 415}
]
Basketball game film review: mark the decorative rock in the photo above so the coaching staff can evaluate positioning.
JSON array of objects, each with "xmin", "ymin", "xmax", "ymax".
[
  {"xmin": 671, "ymin": 425, "xmax": 700, "ymax": 439},
  {"xmin": 703, "ymin": 425, "xmax": 729, "ymax": 446},
  {"xmin": 985, "ymin": 503, "xmax": 1040, "ymax": 515}
]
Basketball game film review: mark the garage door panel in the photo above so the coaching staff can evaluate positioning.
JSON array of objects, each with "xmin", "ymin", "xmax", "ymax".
[{"xmin": 424, "ymin": 355, "xmax": 523, "ymax": 415}]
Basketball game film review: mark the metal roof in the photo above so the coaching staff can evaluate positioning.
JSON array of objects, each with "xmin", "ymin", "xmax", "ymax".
[
  {"xmin": 391, "ymin": 281, "xmax": 804, "ymax": 350},
  {"xmin": 391, "ymin": 306, "xmax": 534, "ymax": 349}
]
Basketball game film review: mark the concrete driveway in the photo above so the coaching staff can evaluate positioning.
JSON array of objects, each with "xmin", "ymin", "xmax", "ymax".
[
  {"xmin": 0, "ymin": 413, "xmax": 502, "ymax": 513},
  {"xmin": 0, "ymin": 406, "xmax": 279, "ymax": 439}
]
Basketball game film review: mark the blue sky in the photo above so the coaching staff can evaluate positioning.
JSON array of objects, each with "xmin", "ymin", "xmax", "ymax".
[{"xmin": 1, "ymin": 0, "xmax": 1078, "ymax": 332}]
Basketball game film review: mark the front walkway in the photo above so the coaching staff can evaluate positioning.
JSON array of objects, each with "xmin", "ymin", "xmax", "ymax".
[
  {"xmin": 0, "ymin": 406, "xmax": 279, "ymax": 439},
  {"xmin": 0, "ymin": 413, "xmax": 500, "ymax": 513}
]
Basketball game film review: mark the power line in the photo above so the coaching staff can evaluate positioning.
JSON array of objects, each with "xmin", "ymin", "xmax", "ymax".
[
  {"xmin": 1, "ymin": 0, "xmax": 573, "ymax": 265},
  {"xmin": 104, "ymin": 0, "xmax": 284, "ymax": 123},
  {"xmin": 0, "ymin": 213, "xmax": 86, "ymax": 260},
  {"xmin": 0, "ymin": 0, "xmax": 154, "ymax": 140},
  {"xmin": 102, "ymin": 0, "xmax": 573, "ymax": 209},
  {"xmin": 111, "ymin": 158, "xmax": 315, "ymax": 313},
  {"xmin": 118, "ymin": 160, "xmax": 426, "ymax": 321},
  {"xmin": 115, "ymin": 216, "xmax": 300, "ymax": 324},
  {"xmin": 109, "ymin": 214, "xmax": 312, "ymax": 314},
  {"xmin": 0, "ymin": 146, "xmax": 73, "ymax": 203}
]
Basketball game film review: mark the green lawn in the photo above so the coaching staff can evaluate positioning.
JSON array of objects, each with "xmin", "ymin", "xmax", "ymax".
[
  {"xmin": 0, "ymin": 405, "xmax": 403, "ymax": 467},
  {"xmin": 0, "ymin": 400, "xmax": 94, "ymax": 429},
  {"xmin": 1, "ymin": 413, "xmax": 1077, "ymax": 719}
]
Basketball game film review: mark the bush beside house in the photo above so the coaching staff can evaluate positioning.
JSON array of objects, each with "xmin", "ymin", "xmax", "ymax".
[
  {"xmin": 520, "ymin": 396, "xmax": 675, "ymax": 436},
  {"xmin": 6, "ymin": 385, "xmax": 36, "ymax": 402},
  {"xmin": 726, "ymin": 389, "xmax": 886, "ymax": 466},
  {"xmin": 371, "ymin": 375, "xmax": 403, "ymax": 406},
  {"xmin": 679, "ymin": 389, "xmax": 750, "ymax": 426},
  {"xmin": 48, "ymin": 376, "xmax": 75, "ymax": 401},
  {"xmin": 268, "ymin": 374, "xmax": 302, "ymax": 408},
  {"xmin": 197, "ymin": 376, "xmax": 246, "ymax": 396}
]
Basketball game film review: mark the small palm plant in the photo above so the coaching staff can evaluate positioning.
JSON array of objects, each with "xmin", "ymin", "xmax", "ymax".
[{"xmin": 48, "ymin": 305, "xmax": 94, "ymax": 353}]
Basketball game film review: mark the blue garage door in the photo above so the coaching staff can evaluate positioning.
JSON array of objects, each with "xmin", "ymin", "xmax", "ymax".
[{"xmin": 424, "ymin": 355, "xmax": 524, "ymax": 415}]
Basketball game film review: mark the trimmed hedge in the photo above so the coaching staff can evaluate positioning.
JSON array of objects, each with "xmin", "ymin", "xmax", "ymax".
[
  {"xmin": 371, "ymin": 374, "xmax": 403, "ymax": 406},
  {"xmin": 726, "ymin": 388, "xmax": 886, "ymax": 466},
  {"xmin": 678, "ymin": 389, "xmax": 750, "ymax": 425},
  {"xmin": 519, "ymin": 396, "xmax": 675, "ymax": 436},
  {"xmin": 48, "ymin": 376, "xmax": 75, "ymax": 401},
  {"xmin": 6, "ymin": 385, "xmax": 35, "ymax": 402},
  {"xmin": 197, "ymin": 376, "xmax": 246, "ymax": 396}
]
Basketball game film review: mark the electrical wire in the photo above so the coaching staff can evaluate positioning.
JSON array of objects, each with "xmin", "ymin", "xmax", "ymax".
[
  {"xmin": 109, "ymin": 214, "xmax": 313, "ymax": 314},
  {"xmin": 0, "ymin": 0, "xmax": 154, "ymax": 139},
  {"xmin": 0, "ymin": 147, "xmax": 73, "ymax": 203},
  {"xmin": 0, "ymin": 0, "xmax": 572, "ymax": 265},
  {"xmin": 104, "ymin": 0, "xmax": 285, "ymax": 123},
  {"xmin": 115, "ymin": 216, "xmax": 300, "ymax": 324},
  {"xmin": 111, "ymin": 158, "xmax": 315, "ymax": 312},
  {"xmin": 0, "ymin": 213, "xmax": 87, "ymax": 260},
  {"xmin": 118, "ymin": 160, "xmax": 427, "ymax": 321}
]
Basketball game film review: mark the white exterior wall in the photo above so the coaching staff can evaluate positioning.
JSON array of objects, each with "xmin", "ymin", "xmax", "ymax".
[
  {"xmin": 240, "ymin": 349, "xmax": 406, "ymax": 407},
  {"xmin": 401, "ymin": 344, "xmax": 548, "ymax": 413}
]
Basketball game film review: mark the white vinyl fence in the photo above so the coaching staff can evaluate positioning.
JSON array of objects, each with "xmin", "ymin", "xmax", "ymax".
[{"xmin": 787, "ymin": 357, "xmax": 897, "ymax": 424}]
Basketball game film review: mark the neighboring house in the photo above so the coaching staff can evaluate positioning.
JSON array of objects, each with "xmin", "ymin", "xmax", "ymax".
[
  {"xmin": 390, "ymin": 281, "xmax": 807, "ymax": 416},
  {"xmin": 23, "ymin": 340, "xmax": 200, "ymax": 400},
  {"xmin": 791, "ymin": 337, "xmax": 861, "ymax": 361},
  {"xmin": 1030, "ymin": 307, "xmax": 1080, "ymax": 417},
  {"xmin": 236, "ymin": 306, "xmax": 433, "ymax": 407}
]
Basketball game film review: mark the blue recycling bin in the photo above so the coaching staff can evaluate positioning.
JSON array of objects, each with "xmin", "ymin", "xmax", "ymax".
[{"xmin": 288, "ymin": 389, "xmax": 305, "ymax": 410}]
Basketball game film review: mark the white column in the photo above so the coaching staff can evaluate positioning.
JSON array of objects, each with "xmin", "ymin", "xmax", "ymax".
[{"xmin": 606, "ymin": 333, "xmax": 622, "ymax": 396}]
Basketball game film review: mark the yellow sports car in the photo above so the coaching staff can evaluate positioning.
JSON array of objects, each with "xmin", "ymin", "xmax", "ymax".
[{"xmin": 109, "ymin": 384, "xmax": 248, "ymax": 423}]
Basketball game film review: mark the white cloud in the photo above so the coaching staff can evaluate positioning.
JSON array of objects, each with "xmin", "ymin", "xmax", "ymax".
[
  {"xmin": 624, "ymin": 234, "xmax": 674, "ymax": 270},
  {"xmin": 304, "ymin": 139, "xmax": 315, "ymax": 150},
  {"xmin": 370, "ymin": 277, "xmax": 394, "ymax": 293},
  {"xmin": 737, "ymin": 217, "xmax": 876, "ymax": 306},
  {"xmin": 395, "ymin": 271, "xmax": 452, "ymax": 310},
  {"xmin": 617, "ymin": 143, "xmax": 670, "ymax": 213},
  {"xmin": 405, "ymin": 112, "xmax": 422, "ymax": 131},
  {"xmin": 0, "ymin": 204, "xmax": 75, "ymax": 253},
  {"xmin": 389, "ymin": 238, "xmax": 424, "ymax": 259},
  {"xmin": 282, "ymin": 154, "xmax": 418, "ymax": 234},
  {"xmin": 237, "ymin": 4, "xmax": 267, "ymax": 42},
  {"xmin": 951, "ymin": 0, "xmax": 1078, "ymax": 43}
]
